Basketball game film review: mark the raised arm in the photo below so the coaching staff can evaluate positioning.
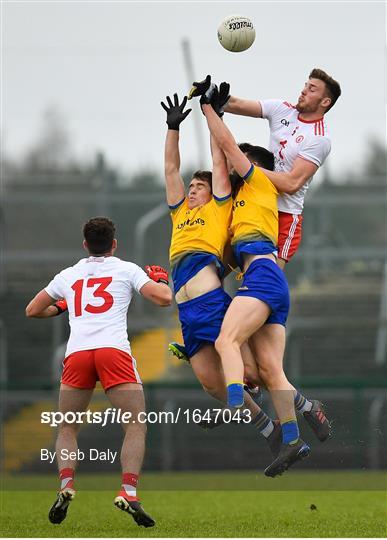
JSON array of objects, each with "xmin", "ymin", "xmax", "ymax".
[
  {"xmin": 202, "ymin": 103, "xmax": 251, "ymax": 179},
  {"xmin": 260, "ymin": 157, "xmax": 318, "ymax": 194},
  {"xmin": 223, "ymin": 96, "xmax": 263, "ymax": 118},
  {"xmin": 210, "ymin": 134, "xmax": 230, "ymax": 198},
  {"xmin": 161, "ymin": 94, "xmax": 191, "ymax": 207},
  {"xmin": 188, "ymin": 75, "xmax": 262, "ymax": 119}
]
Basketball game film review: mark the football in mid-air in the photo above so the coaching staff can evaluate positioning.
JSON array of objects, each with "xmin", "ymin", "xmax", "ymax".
[{"xmin": 217, "ymin": 15, "xmax": 255, "ymax": 53}]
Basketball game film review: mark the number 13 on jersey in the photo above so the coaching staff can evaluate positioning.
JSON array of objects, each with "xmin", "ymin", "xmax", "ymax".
[{"xmin": 71, "ymin": 277, "xmax": 114, "ymax": 316}]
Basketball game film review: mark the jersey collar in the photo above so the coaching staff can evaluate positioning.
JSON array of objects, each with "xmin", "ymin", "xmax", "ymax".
[{"xmin": 298, "ymin": 114, "xmax": 324, "ymax": 124}]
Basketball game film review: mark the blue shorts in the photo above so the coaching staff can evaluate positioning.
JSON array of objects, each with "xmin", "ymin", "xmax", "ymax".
[
  {"xmin": 177, "ymin": 287, "xmax": 232, "ymax": 359},
  {"xmin": 235, "ymin": 259, "xmax": 290, "ymax": 326}
]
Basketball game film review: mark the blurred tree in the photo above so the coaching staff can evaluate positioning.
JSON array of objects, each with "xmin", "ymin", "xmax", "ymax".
[
  {"xmin": 23, "ymin": 106, "xmax": 72, "ymax": 172},
  {"xmin": 358, "ymin": 138, "xmax": 386, "ymax": 183},
  {"xmin": 128, "ymin": 170, "xmax": 163, "ymax": 192}
]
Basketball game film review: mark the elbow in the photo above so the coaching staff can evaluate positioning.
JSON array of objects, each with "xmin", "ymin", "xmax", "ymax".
[
  {"xmin": 284, "ymin": 186, "xmax": 299, "ymax": 195},
  {"xmin": 164, "ymin": 164, "xmax": 178, "ymax": 177},
  {"xmin": 162, "ymin": 290, "xmax": 173, "ymax": 307},
  {"xmin": 157, "ymin": 288, "xmax": 173, "ymax": 307},
  {"xmin": 282, "ymin": 179, "xmax": 304, "ymax": 195}
]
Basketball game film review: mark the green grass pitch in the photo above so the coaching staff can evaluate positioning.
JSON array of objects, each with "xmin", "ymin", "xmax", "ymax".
[{"xmin": 1, "ymin": 473, "xmax": 386, "ymax": 537}]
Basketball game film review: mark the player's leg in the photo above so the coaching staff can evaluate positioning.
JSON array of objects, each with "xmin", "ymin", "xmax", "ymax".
[
  {"xmin": 93, "ymin": 346, "xmax": 154, "ymax": 528},
  {"xmin": 190, "ymin": 344, "xmax": 226, "ymax": 401},
  {"xmin": 107, "ymin": 382, "xmax": 146, "ymax": 480},
  {"xmin": 191, "ymin": 343, "xmax": 281, "ymax": 454},
  {"xmin": 49, "ymin": 382, "xmax": 94, "ymax": 524},
  {"xmin": 215, "ymin": 295, "xmax": 271, "ymax": 408},
  {"xmin": 274, "ymin": 211, "xmax": 331, "ymax": 439},
  {"xmin": 107, "ymin": 382, "xmax": 154, "ymax": 527},
  {"xmin": 251, "ymin": 324, "xmax": 310, "ymax": 476},
  {"xmin": 277, "ymin": 211, "xmax": 303, "ymax": 269}
]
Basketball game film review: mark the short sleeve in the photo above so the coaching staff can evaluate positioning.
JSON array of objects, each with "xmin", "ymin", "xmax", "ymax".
[
  {"xmin": 169, "ymin": 197, "xmax": 186, "ymax": 214},
  {"xmin": 298, "ymin": 136, "xmax": 331, "ymax": 168},
  {"xmin": 260, "ymin": 99, "xmax": 288, "ymax": 121},
  {"xmin": 45, "ymin": 273, "xmax": 65, "ymax": 300},
  {"xmin": 129, "ymin": 264, "xmax": 151, "ymax": 293}
]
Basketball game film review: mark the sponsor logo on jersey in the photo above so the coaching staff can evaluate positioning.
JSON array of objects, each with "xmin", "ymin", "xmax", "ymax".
[
  {"xmin": 232, "ymin": 199, "xmax": 246, "ymax": 210},
  {"xmin": 281, "ymin": 119, "xmax": 290, "ymax": 127},
  {"xmin": 176, "ymin": 217, "xmax": 205, "ymax": 230},
  {"xmin": 296, "ymin": 135, "xmax": 304, "ymax": 144}
]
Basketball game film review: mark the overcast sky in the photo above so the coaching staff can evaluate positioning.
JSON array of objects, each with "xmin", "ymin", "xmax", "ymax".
[{"xmin": 3, "ymin": 1, "xmax": 386, "ymax": 181}]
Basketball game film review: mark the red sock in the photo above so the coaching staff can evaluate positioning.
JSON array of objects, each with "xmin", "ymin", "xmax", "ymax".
[
  {"xmin": 59, "ymin": 467, "xmax": 75, "ymax": 491},
  {"xmin": 118, "ymin": 472, "xmax": 138, "ymax": 502}
]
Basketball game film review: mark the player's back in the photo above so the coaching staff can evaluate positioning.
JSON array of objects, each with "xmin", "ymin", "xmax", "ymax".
[{"xmin": 45, "ymin": 256, "xmax": 150, "ymax": 358}]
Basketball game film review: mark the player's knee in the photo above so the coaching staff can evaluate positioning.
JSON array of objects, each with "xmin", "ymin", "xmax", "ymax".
[
  {"xmin": 258, "ymin": 363, "xmax": 283, "ymax": 388},
  {"xmin": 215, "ymin": 333, "xmax": 233, "ymax": 354},
  {"xmin": 202, "ymin": 382, "xmax": 224, "ymax": 401},
  {"xmin": 125, "ymin": 414, "xmax": 147, "ymax": 435}
]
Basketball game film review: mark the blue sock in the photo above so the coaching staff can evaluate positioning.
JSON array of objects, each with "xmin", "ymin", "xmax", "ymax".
[
  {"xmin": 281, "ymin": 420, "xmax": 299, "ymax": 445},
  {"xmin": 227, "ymin": 383, "xmax": 244, "ymax": 408}
]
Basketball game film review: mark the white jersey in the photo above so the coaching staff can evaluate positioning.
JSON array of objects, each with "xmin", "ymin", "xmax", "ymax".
[
  {"xmin": 260, "ymin": 99, "xmax": 331, "ymax": 214},
  {"xmin": 45, "ymin": 256, "xmax": 150, "ymax": 358}
]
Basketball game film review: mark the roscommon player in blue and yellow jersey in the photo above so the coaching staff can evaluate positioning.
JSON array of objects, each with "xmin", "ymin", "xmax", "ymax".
[
  {"xmin": 161, "ymin": 93, "xmax": 285, "ymax": 454},
  {"xmin": 161, "ymin": 93, "xmax": 232, "ymax": 400},
  {"xmin": 201, "ymin": 95, "xmax": 311, "ymax": 478}
]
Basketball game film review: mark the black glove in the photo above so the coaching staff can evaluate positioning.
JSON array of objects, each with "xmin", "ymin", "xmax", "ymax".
[
  {"xmin": 200, "ymin": 84, "xmax": 219, "ymax": 107},
  {"xmin": 218, "ymin": 81, "xmax": 231, "ymax": 115},
  {"xmin": 161, "ymin": 94, "xmax": 192, "ymax": 131},
  {"xmin": 200, "ymin": 82, "xmax": 231, "ymax": 118},
  {"xmin": 188, "ymin": 75, "xmax": 213, "ymax": 100}
]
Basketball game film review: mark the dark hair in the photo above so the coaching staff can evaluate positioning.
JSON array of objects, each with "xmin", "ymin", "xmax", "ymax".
[
  {"xmin": 191, "ymin": 170, "xmax": 213, "ymax": 193},
  {"xmin": 230, "ymin": 144, "xmax": 274, "ymax": 198},
  {"xmin": 309, "ymin": 68, "xmax": 341, "ymax": 112},
  {"xmin": 83, "ymin": 217, "xmax": 116, "ymax": 255},
  {"xmin": 238, "ymin": 143, "xmax": 275, "ymax": 171}
]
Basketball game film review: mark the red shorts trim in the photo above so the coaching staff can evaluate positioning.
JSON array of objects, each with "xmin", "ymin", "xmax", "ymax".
[
  {"xmin": 61, "ymin": 348, "xmax": 142, "ymax": 391},
  {"xmin": 278, "ymin": 212, "xmax": 303, "ymax": 262}
]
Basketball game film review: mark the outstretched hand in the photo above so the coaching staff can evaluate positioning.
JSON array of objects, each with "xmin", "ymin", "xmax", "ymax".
[
  {"xmin": 188, "ymin": 75, "xmax": 214, "ymax": 100},
  {"xmin": 161, "ymin": 94, "xmax": 192, "ymax": 131},
  {"xmin": 200, "ymin": 81, "xmax": 231, "ymax": 117}
]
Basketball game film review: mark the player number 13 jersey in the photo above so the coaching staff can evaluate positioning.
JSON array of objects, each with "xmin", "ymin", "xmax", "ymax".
[{"xmin": 45, "ymin": 256, "xmax": 150, "ymax": 358}]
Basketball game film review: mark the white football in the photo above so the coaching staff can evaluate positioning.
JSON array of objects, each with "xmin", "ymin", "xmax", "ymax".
[{"xmin": 217, "ymin": 15, "xmax": 255, "ymax": 53}]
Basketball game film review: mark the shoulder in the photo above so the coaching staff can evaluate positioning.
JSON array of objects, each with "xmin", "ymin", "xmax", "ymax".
[
  {"xmin": 169, "ymin": 197, "xmax": 187, "ymax": 215},
  {"xmin": 56, "ymin": 259, "xmax": 86, "ymax": 279},
  {"xmin": 301, "ymin": 130, "xmax": 331, "ymax": 150},
  {"xmin": 245, "ymin": 166, "xmax": 278, "ymax": 193},
  {"xmin": 261, "ymin": 99, "xmax": 295, "ymax": 119},
  {"xmin": 212, "ymin": 193, "xmax": 232, "ymax": 208},
  {"xmin": 117, "ymin": 259, "xmax": 145, "ymax": 275}
]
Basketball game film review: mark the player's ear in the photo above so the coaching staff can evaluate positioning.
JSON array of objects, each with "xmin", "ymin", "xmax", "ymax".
[
  {"xmin": 82, "ymin": 240, "xmax": 88, "ymax": 252},
  {"xmin": 322, "ymin": 96, "xmax": 331, "ymax": 109},
  {"xmin": 112, "ymin": 238, "xmax": 118, "ymax": 252}
]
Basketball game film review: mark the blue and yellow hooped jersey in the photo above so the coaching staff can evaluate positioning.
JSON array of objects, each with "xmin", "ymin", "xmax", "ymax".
[
  {"xmin": 231, "ymin": 164, "xmax": 279, "ymax": 267},
  {"xmin": 169, "ymin": 195, "xmax": 232, "ymax": 292}
]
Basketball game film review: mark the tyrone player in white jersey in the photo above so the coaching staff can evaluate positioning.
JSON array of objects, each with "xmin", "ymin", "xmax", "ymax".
[
  {"xmin": 26, "ymin": 217, "xmax": 172, "ymax": 528},
  {"xmin": 223, "ymin": 68, "xmax": 341, "ymax": 268}
]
